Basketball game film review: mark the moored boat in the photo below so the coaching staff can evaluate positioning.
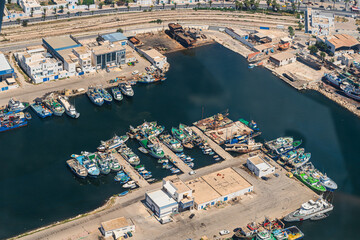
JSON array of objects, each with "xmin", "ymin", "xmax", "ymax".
[
  {"xmin": 97, "ymin": 134, "xmax": 129, "ymax": 151},
  {"xmin": 30, "ymin": 102, "xmax": 53, "ymax": 118},
  {"xmin": 284, "ymin": 198, "xmax": 333, "ymax": 222},
  {"xmin": 293, "ymin": 171, "xmax": 326, "ymax": 193},
  {"xmin": 96, "ymin": 87, "xmax": 113, "ymax": 103},
  {"xmin": 119, "ymin": 83, "xmax": 134, "ymax": 97},
  {"xmin": 74, "ymin": 153, "xmax": 100, "ymax": 178},
  {"xmin": 58, "ymin": 96, "xmax": 80, "ymax": 118},
  {"xmin": 159, "ymin": 133, "xmax": 184, "ymax": 153},
  {"xmin": 66, "ymin": 159, "xmax": 88, "ymax": 178},
  {"xmin": 43, "ymin": 94, "xmax": 65, "ymax": 116},
  {"xmin": 7, "ymin": 98, "xmax": 29, "ymax": 113},
  {"xmin": 87, "ymin": 87, "xmax": 104, "ymax": 106},
  {"xmin": 111, "ymin": 87, "xmax": 123, "ymax": 101},
  {"xmin": 119, "ymin": 145, "xmax": 141, "ymax": 165},
  {"xmin": 138, "ymin": 137, "xmax": 164, "ymax": 159},
  {"xmin": 0, "ymin": 112, "xmax": 27, "ymax": 132}
]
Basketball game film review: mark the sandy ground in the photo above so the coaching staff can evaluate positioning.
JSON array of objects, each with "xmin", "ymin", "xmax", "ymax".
[{"xmin": 16, "ymin": 150, "xmax": 316, "ymax": 240}]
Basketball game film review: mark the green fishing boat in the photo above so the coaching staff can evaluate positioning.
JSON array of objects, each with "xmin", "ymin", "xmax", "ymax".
[
  {"xmin": 138, "ymin": 137, "xmax": 164, "ymax": 159},
  {"xmin": 172, "ymin": 124, "xmax": 189, "ymax": 141},
  {"xmin": 43, "ymin": 94, "xmax": 65, "ymax": 116},
  {"xmin": 294, "ymin": 171, "xmax": 326, "ymax": 193}
]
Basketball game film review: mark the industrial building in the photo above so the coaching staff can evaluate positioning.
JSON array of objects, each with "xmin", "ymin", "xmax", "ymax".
[
  {"xmin": 317, "ymin": 34, "xmax": 360, "ymax": 55},
  {"xmin": 247, "ymin": 155, "xmax": 275, "ymax": 178},
  {"xmin": 140, "ymin": 49, "xmax": 168, "ymax": 71},
  {"xmin": 0, "ymin": 53, "xmax": 17, "ymax": 92},
  {"xmin": 101, "ymin": 32, "xmax": 128, "ymax": 45},
  {"xmin": 225, "ymin": 27, "xmax": 249, "ymax": 40},
  {"xmin": 145, "ymin": 189, "xmax": 179, "ymax": 219},
  {"xmin": 186, "ymin": 168, "xmax": 253, "ymax": 210},
  {"xmin": 162, "ymin": 175, "xmax": 194, "ymax": 211},
  {"xmin": 15, "ymin": 46, "xmax": 64, "ymax": 84},
  {"xmin": 100, "ymin": 217, "xmax": 135, "ymax": 238},
  {"xmin": 270, "ymin": 52, "xmax": 296, "ymax": 67},
  {"xmin": 88, "ymin": 41, "xmax": 126, "ymax": 70}
]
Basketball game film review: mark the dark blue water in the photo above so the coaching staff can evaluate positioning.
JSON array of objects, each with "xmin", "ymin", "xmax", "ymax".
[{"xmin": 1, "ymin": 43, "xmax": 359, "ymax": 239}]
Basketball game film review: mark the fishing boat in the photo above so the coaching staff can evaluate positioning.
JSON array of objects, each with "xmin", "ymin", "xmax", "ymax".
[
  {"xmin": 159, "ymin": 133, "xmax": 184, "ymax": 153},
  {"xmin": 30, "ymin": 102, "xmax": 53, "ymax": 118},
  {"xmin": 137, "ymin": 74, "xmax": 156, "ymax": 83},
  {"xmin": 134, "ymin": 164, "xmax": 145, "ymax": 171},
  {"xmin": 137, "ymin": 121, "xmax": 165, "ymax": 137},
  {"xmin": 253, "ymin": 229, "xmax": 275, "ymax": 240},
  {"xmin": 301, "ymin": 163, "xmax": 337, "ymax": 191},
  {"xmin": 74, "ymin": 153, "xmax": 100, "ymax": 178},
  {"xmin": 170, "ymin": 168, "xmax": 180, "ymax": 174},
  {"xmin": 109, "ymin": 156, "xmax": 122, "ymax": 172},
  {"xmin": 280, "ymin": 148, "xmax": 305, "ymax": 163},
  {"xmin": 289, "ymin": 153, "xmax": 311, "ymax": 168},
  {"xmin": 115, "ymin": 171, "xmax": 130, "ymax": 183},
  {"xmin": 340, "ymin": 83, "xmax": 360, "ymax": 101},
  {"xmin": 119, "ymin": 145, "xmax": 141, "ymax": 165},
  {"xmin": 123, "ymin": 180, "xmax": 137, "ymax": 189},
  {"xmin": 25, "ymin": 112, "xmax": 32, "ymax": 120},
  {"xmin": 66, "ymin": 159, "xmax": 88, "ymax": 178},
  {"xmin": 95, "ymin": 153, "xmax": 111, "ymax": 175},
  {"xmin": 7, "ymin": 98, "xmax": 29, "ymax": 113},
  {"xmin": 58, "ymin": 96, "xmax": 80, "ymax": 118},
  {"xmin": 171, "ymin": 125, "xmax": 187, "ymax": 142},
  {"xmin": 284, "ymin": 198, "xmax": 333, "ymax": 222},
  {"xmin": 262, "ymin": 218, "xmax": 285, "ymax": 231},
  {"xmin": 0, "ymin": 112, "xmax": 27, "ymax": 132},
  {"xmin": 265, "ymin": 137, "xmax": 301, "ymax": 156},
  {"xmin": 119, "ymin": 83, "xmax": 134, "ymax": 97},
  {"xmin": 239, "ymin": 118, "xmax": 260, "ymax": 131},
  {"xmin": 186, "ymin": 162, "xmax": 194, "ymax": 168},
  {"xmin": 118, "ymin": 190, "xmax": 129, "ymax": 197},
  {"xmin": 138, "ymin": 147, "xmax": 149, "ymax": 154},
  {"xmin": 138, "ymin": 137, "xmax": 164, "ymax": 159},
  {"xmin": 43, "ymin": 94, "xmax": 65, "ymax": 116},
  {"xmin": 234, "ymin": 227, "xmax": 255, "ymax": 240},
  {"xmin": 139, "ymin": 170, "xmax": 152, "ymax": 179},
  {"xmin": 97, "ymin": 135, "xmax": 129, "ymax": 151},
  {"xmin": 225, "ymin": 138, "xmax": 262, "ymax": 153},
  {"xmin": 158, "ymin": 158, "xmax": 168, "ymax": 164},
  {"xmin": 87, "ymin": 87, "xmax": 104, "ymax": 106},
  {"xmin": 96, "ymin": 87, "xmax": 113, "ymax": 103},
  {"xmin": 293, "ymin": 171, "xmax": 326, "ymax": 192},
  {"xmin": 147, "ymin": 178, "xmax": 156, "ymax": 183},
  {"xmin": 323, "ymin": 73, "xmax": 343, "ymax": 88},
  {"xmin": 280, "ymin": 226, "xmax": 304, "ymax": 239},
  {"xmin": 111, "ymin": 87, "xmax": 123, "ymax": 101}
]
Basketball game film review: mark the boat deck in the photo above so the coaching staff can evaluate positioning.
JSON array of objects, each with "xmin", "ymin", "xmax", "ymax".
[
  {"xmin": 190, "ymin": 126, "xmax": 234, "ymax": 160},
  {"xmin": 156, "ymin": 138, "xmax": 193, "ymax": 174},
  {"xmin": 111, "ymin": 151, "xmax": 150, "ymax": 188}
]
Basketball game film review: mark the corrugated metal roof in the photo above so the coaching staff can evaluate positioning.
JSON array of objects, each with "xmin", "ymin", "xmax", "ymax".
[{"xmin": 102, "ymin": 32, "xmax": 128, "ymax": 43}]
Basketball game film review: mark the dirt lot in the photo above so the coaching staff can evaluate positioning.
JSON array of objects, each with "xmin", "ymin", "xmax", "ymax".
[{"xmin": 136, "ymin": 31, "xmax": 184, "ymax": 53}]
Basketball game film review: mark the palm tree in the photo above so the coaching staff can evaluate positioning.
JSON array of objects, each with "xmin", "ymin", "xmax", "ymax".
[
  {"xmin": 320, "ymin": 51, "xmax": 326, "ymax": 62},
  {"xmin": 139, "ymin": 5, "xmax": 142, "ymax": 11},
  {"xmin": 174, "ymin": 2, "xmax": 177, "ymax": 9},
  {"xmin": 53, "ymin": 6, "xmax": 57, "ymax": 14},
  {"xmin": 42, "ymin": 8, "xmax": 47, "ymax": 20},
  {"xmin": 162, "ymin": 2, "xmax": 165, "ymax": 9},
  {"xmin": 127, "ymin": 5, "xmax": 130, "ymax": 11},
  {"xmin": 67, "ymin": 11, "xmax": 70, "ymax": 18},
  {"xmin": 197, "ymin": 2, "xmax": 200, "ymax": 9},
  {"xmin": 209, "ymin": 0, "xmax": 212, "ymax": 8},
  {"xmin": 186, "ymin": 3, "xmax": 189, "ymax": 8},
  {"xmin": 30, "ymin": 7, "xmax": 34, "ymax": 17}
]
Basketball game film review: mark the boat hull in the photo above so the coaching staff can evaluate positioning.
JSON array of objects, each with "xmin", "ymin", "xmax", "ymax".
[{"xmin": 0, "ymin": 120, "xmax": 27, "ymax": 132}]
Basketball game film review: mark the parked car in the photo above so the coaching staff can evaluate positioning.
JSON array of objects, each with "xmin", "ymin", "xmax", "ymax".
[
  {"xmin": 189, "ymin": 170, "xmax": 196, "ymax": 175},
  {"xmin": 123, "ymin": 233, "xmax": 128, "ymax": 239},
  {"xmin": 127, "ymin": 232, "xmax": 133, "ymax": 237},
  {"xmin": 189, "ymin": 213, "xmax": 195, "ymax": 219},
  {"xmin": 219, "ymin": 229, "xmax": 230, "ymax": 235}
]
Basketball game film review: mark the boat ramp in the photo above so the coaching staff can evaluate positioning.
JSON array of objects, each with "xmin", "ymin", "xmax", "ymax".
[
  {"xmin": 156, "ymin": 139, "xmax": 193, "ymax": 174},
  {"xmin": 190, "ymin": 126, "xmax": 233, "ymax": 160},
  {"xmin": 111, "ymin": 150, "xmax": 150, "ymax": 188}
]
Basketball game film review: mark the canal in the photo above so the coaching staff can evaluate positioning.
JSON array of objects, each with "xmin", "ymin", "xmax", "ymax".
[{"xmin": 0, "ymin": 43, "xmax": 359, "ymax": 239}]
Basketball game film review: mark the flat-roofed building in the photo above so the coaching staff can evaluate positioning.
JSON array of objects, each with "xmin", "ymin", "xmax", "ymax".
[
  {"xmin": 163, "ymin": 175, "xmax": 193, "ymax": 211},
  {"xmin": 201, "ymin": 168, "xmax": 253, "ymax": 202},
  {"xmin": 87, "ymin": 41, "xmax": 126, "ymax": 70},
  {"xmin": 101, "ymin": 32, "xmax": 128, "ymax": 45},
  {"xmin": 247, "ymin": 155, "xmax": 275, "ymax": 178},
  {"xmin": 185, "ymin": 177, "xmax": 221, "ymax": 210},
  {"xmin": 0, "ymin": 53, "xmax": 14, "ymax": 81},
  {"xmin": 145, "ymin": 189, "xmax": 178, "ymax": 218},
  {"xmin": 19, "ymin": 0, "xmax": 41, "ymax": 15},
  {"xmin": 15, "ymin": 46, "xmax": 63, "ymax": 84},
  {"xmin": 253, "ymin": 43, "xmax": 275, "ymax": 54},
  {"xmin": 225, "ymin": 27, "xmax": 249, "ymax": 40},
  {"xmin": 100, "ymin": 217, "xmax": 135, "ymax": 238},
  {"xmin": 270, "ymin": 52, "xmax": 296, "ymax": 67},
  {"xmin": 141, "ymin": 48, "xmax": 169, "ymax": 71}
]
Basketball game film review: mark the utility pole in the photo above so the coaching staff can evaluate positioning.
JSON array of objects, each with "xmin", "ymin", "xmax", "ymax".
[{"xmin": 0, "ymin": 0, "xmax": 5, "ymax": 33}]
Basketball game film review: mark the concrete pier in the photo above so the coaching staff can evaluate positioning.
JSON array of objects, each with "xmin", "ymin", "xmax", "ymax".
[
  {"xmin": 191, "ymin": 126, "xmax": 234, "ymax": 160},
  {"xmin": 157, "ymin": 140, "xmax": 193, "ymax": 174},
  {"xmin": 111, "ymin": 151, "xmax": 150, "ymax": 188}
]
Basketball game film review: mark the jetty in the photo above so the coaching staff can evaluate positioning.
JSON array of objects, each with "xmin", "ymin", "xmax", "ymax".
[
  {"xmin": 191, "ymin": 126, "xmax": 233, "ymax": 160},
  {"xmin": 111, "ymin": 151, "xmax": 150, "ymax": 188},
  {"xmin": 157, "ymin": 140, "xmax": 193, "ymax": 174}
]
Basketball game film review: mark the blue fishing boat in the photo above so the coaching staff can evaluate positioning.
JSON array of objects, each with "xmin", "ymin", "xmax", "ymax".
[
  {"xmin": 118, "ymin": 190, "xmax": 129, "ymax": 197},
  {"xmin": 86, "ymin": 87, "xmax": 104, "ymax": 106},
  {"xmin": 30, "ymin": 102, "xmax": 53, "ymax": 118},
  {"xmin": 96, "ymin": 87, "xmax": 113, "ymax": 103},
  {"xmin": 73, "ymin": 153, "xmax": 100, "ymax": 178},
  {"xmin": 0, "ymin": 112, "xmax": 27, "ymax": 132}
]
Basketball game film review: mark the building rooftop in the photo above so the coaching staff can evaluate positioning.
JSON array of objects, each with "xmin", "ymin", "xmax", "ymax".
[
  {"xmin": 143, "ymin": 49, "xmax": 166, "ymax": 60},
  {"xmin": 90, "ymin": 42, "xmax": 125, "ymax": 55},
  {"xmin": 147, "ymin": 189, "xmax": 177, "ymax": 207},
  {"xmin": 0, "ymin": 53, "xmax": 14, "ymax": 75},
  {"xmin": 185, "ymin": 178, "xmax": 221, "ymax": 205},
  {"xmin": 102, "ymin": 32, "xmax": 128, "ymax": 43},
  {"xmin": 248, "ymin": 155, "xmax": 274, "ymax": 171},
  {"xmin": 72, "ymin": 46, "xmax": 89, "ymax": 55},
  {"xmin": 22, "ymin": 0, "xmax": 41, "ymax": 8},
  {"xmin": 254, "ymin": 43, "xmax": 274, "ymax": 51},
  {"xmin": 327, "ymin": 34, "xmax": 359, "ymax": 49},
  {"xmin": 201, "ymin": 168, "xmax": 252, "ymax": 196},
  {"xmin": 101, "ymin": 217, "xmax": 133, "ymax": 232},
  {"xmin": 164, "ymin": 175, "xmax": 191, "ymax": 194},
  {"xmin": 43, "ymin": 35, "xmax": 81, "ymax": 51},
  {"xmin": 270, "ymin": 52, "xmax": 295, "ymax": 61}
]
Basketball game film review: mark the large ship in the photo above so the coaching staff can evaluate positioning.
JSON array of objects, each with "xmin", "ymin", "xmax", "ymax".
[
  {"xmin": 119, "ymin": 145, "xmax": 141, "ymax": 166},
  {"xmin": 0, "ymin": 112, "xmax": 27, "ymax": 132},
  {"xmin": 138, "ymin": 137, "xmax": 164, "ymax": 159},
  {"xmin": 323, "ymin": 73, "xmax": 343, "ymax": 88},
  {"xmin": 119, "ymin": 83, "xmax": 134, "ymax": 97},
  {"xmin": 95, "ymin": 87, "xmax": 113, "ymax": 104},
  {"xmin": 43, "ymin": 94, "xmax": 65, "ymax": 116},
  {"xmin": 159, "ymin": 133, "xmax": 184, "ymax": 153},
  {"xmin": 87, "ymin": 87, "xmax": 104, "ymax": 106},
  {"xmin": 30, "ymin": 102, "xmax": 53, "ymax": 118},
  {"xmin": 7, "ymin": 98, "xmax": 29, "ymax": 113},
  {"xmin": 58, "ymin": 96, "xmax": 80, "ymax": 119},
  {"xmin": 265, "ymin": 137, "xmax": 301, "ymax": 156},
  {"xmin": 293, "ymin": 170, "xmax": 326, "ymax": 193},
  {"xmin": 340, "ymin": 83, "xmax": 360, "ymax": 101},
  {"xmin": 300, "ymin": 163, "xmax": 338, "ymax": 191},
  {"xmin": 97, "ymin": 134, "xmax": 129, "ymax": 151},
  {"xmin": 284, "ymin": 198, "xmax": 333, "ymax": 222},
  {"xmin": 138, "ymin": 121, "xmax": 164, "ymax": 138},
  {"xmin": 66, "ymin": 159, "xmax": 88, "ymax": 178}
]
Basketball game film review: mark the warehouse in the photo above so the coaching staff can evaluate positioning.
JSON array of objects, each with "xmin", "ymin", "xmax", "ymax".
[
  {"xmin": 145, "ymin": 189, "xmax": 178, "ymax": 219},
  {"xmin": 270, "ymin": 52, "xmax": 296, "ymax": 67},
  {"xmin": 0, "ymin": 53, "xmax": 14, "ymax": 81},
  {"xmin": 100, "ymin": 217, "xmax": 135, "ymax": 238},
  {"xmin": 247, "ymin": 155, "xmax": 275, "ymax": 178}
]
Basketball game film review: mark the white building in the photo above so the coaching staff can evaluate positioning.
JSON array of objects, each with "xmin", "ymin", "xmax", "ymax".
[
  {"xmin": 162, "ymin": 175, "xmax": 194, "ymax": 211},
  {"xmin": 100, "ymin": 217, "xmax": 135, "ymax": 238},
  {"xmin": 15, "ymin": 46, "xmax": 64, "ymax": 84},
  {"xmin": 317, "ymin": 34, "xmax": 360, "ymax": 55},
  {"xmin": 305, "ymin": 8, "xmax": 334, "ymax": 36},
  {"xmin": 141, "ymin": 48, "xmax": 169, "ymax": 71},
  {"xmin": 247, "ymin": 155, "xmax": 275, "ymax": 178},
  {"xmin": 269, "ymin": 52, "xmax": 296, "ymax": 67},
  {"xmin": 136, "ymin": 0, "xmax": 154, "ymax": 6},
  {"xmin": 145, "ymin": 189, "xmax": 178, "ymax": 219},
  {"xmin": 0, "ymin": 53, "xmax": 18, "ymax": 92},
  {"xmin": 19, "ymin": 0, "xmax": 42, "ymax": 15}
]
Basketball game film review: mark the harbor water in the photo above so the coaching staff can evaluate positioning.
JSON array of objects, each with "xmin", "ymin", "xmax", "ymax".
[{"xmin": 1, "ymin": 43, "xmax": 360, "ymax": 239}]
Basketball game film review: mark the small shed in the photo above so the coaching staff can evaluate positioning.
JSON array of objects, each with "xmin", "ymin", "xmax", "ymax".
[
  {"xmin": 247, "ymin": 155, "xmax": 275, "ymax": 178},
  {"xmin": 100, "ymin": 217, "xmax": 135, "ymax": 238},
  {"xmin": 270, "ymin": 52, "xmax": 296, "ymax": 67}
]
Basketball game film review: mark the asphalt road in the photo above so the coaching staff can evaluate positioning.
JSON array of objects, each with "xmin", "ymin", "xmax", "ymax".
[{"xmin": 2, "ymin": 2, "xmax": 355, "ymax": 27}]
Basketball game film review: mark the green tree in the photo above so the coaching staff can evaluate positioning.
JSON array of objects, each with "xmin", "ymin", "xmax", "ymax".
[
  {"xmin": 272, "ymin": 0, "xmax": 279, "ymax": 11},
  {"xmin": 117, "ymin": 28, "xmax": 123, "ymax": 33},
  {"xmin": 22, "ymin": 20, "xmax": 29, "ymax": 27},
  {"xmin": 59, "ymin": 5, "xmax": 64, "ymax": 11},
  {"xmin": 127, "ymin": 5, "xmax": 130, "ymax": 11},
  {"xmin": 30, "ymin": 8, "xmax": 34, "ymax": 17},
  {"xmin": 53, "ymin": 6, "xmax": 57, "ymax": 14},
  {"xmin": 186, "ymin": 3, "xmax": 189, "ymax": 8},
  {"xmin": 42, "ymin": 8, "xmax": 47, "ymax": 20},
  {"xmin": 288, "ymin": 26, "xmax": 295, "ymax": 37},
  {"xmin": 162, "ymin": 2, "xmax": 165, "ymax": 9},
  {"xmin": 320, "ymin": 51, "xmax": 326, "ymax": 62},
  {"xmin": 99, "ymin": 2, "xmax": 104, "ymax": 9},
  {"xmin": 266, "ymin": 0, "xmax": 271, "ymax": 9},
  {"xmin": 244, "ymin": 0, "xmax": 251, "ymax": 10},
  {"xmin": 16, "ymin": 18, "xmax": 21, "ymax": 24},
  {"xmin": 291, "ymin": 2, "xmax": 296, "ymax": 12},
  {"xmin": 67, "ymin": 11, "xmax": 70, "ymax": 17},
  {"xmin": 209, "ymin": 0, "xmax": 212, "ymax": 8},
  {"xmin": 308, "ymin": 45, "xmax": 318, "ymax": 55},
  {"xmin": 298, "ymin": 21, "xmax": 304, "ymax": 30},
  {"xmin": 174, "ymin": 2, "xmax": 177, "ymax": 9},
  {"xmin": 197, "ymin": 2, "xmax": 200, "ymax": 9}
]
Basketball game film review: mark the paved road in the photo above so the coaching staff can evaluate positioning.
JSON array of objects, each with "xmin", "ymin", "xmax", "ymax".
[{"xmin": 2, "ymin": 2, "xmax": 355, "ymax": 27}]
